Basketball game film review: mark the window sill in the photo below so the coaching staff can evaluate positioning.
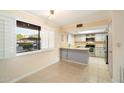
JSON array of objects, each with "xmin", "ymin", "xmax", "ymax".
[{"xmin": 16, "ymin": 48, "xmax": 55, "ymax": 56}]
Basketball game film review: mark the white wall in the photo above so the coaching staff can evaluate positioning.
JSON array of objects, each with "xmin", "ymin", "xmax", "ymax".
[
  {"xmin": 112, "ymin": 11, "xmax": 124, "ymax": 82},
  {"xmin": 0, "ymin": 11, "xmax": 61, "ymax": 82}
]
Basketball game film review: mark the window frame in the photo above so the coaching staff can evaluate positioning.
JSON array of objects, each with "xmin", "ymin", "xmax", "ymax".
[{"xmin": 16, "ymin": 20, "xmax": 55, "ymax": 56}]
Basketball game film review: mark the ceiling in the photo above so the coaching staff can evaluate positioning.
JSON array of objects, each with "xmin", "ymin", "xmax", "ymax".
[{"xmin": 26, "ymin": 10, "xmax": 111, "ymax": 27}]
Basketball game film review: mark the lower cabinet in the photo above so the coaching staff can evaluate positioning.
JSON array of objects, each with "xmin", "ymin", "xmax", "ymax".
[
  {"xmin": 60, "ymin": 49, "xmax": 68, "ymax": 60},
  {"xmin": 60, "ymin": 48, "xmax": 89, "ymax": 64},
  {"xmin": 95, "ymin": 47, "xmax": 105, "ymax": 57},
  {"xmin": 67, "ymin": 50, "xmax": 88, "ymax": 63}
]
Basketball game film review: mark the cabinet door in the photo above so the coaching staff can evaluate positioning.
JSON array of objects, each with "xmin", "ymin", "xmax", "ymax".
[
  {"xmin": 60, "ymin": 49, "xmax": 68, "ymax": 60},
  {"xmin": 75, "ymin": 35, "xmax": 81, "ymax": 41},
  {"xmin": 75, "ymin": 34, "xmax": 86, "ymax": 42},
  {"xmin": 95, "ymin": 34, "xmax": 105, "ymax": 41},
  {"xmin": 81, "ymin": 34, "xmax": 86, "ymax": 41},
  {"xmin": 68, "ymin": 34, "xmax": 74, "ymax": 45},
  {"xmin": 100, "ymin": 47, "xmax": 105, "ymax": 57},
  {"xmin": 95, "ymin": 47, "xmax": 105, "ymax": 57}
]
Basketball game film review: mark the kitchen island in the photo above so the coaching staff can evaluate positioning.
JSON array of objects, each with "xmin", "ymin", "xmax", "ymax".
[{"xmin": 60, "ymin": 47, "xmax": 89, "ymax": 64}]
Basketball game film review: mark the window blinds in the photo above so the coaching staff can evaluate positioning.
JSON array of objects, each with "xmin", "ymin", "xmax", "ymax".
[
  {"xmin": 41, "ymin": 29, "xmax": 55, "ymax": 49},
  {"xmin": 0, "ymin": 15, "xmax": 16, "ymax": 59}
]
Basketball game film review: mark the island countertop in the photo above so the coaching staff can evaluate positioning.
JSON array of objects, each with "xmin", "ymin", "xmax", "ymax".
[{"xmin": 60, "ymin": 47, "xmax": 89, "ymax": 51}]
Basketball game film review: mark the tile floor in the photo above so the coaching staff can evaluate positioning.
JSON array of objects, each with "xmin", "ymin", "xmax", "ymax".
[{"xmin": 16, "ymin": 57, "xmax": 112, "ymax": 83}]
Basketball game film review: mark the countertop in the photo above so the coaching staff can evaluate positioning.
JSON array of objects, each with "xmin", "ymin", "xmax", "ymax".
[{"xmin": 60, "ymin": 47, "xmax": 89, "ymax": 51}]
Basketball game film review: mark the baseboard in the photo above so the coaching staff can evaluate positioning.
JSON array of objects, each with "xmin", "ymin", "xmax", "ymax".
[
  {"xmin": 9, "ymin": 60, "xmax": 59, "ymax": 83},
  {"xmin": 61, "ymin": 59, "xmax": 88, "ymax": 66},
  {"xmin": 112, "ymin": 78, "xmax": 120, "ymax": 83}
]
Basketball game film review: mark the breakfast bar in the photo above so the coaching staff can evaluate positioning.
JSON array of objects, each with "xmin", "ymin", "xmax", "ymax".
[{"xmin": 60, "ymin": 47, "xmax": 89, "ymax": 64}]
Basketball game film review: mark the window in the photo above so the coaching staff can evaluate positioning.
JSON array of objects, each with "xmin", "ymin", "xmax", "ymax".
[
  {"xmin": 16, "ymin": 20, "xmax": 55, "ymax": 54},
  {"xmin": 16, "ymin": 21, "xmax": 41, "ymax": 53}
]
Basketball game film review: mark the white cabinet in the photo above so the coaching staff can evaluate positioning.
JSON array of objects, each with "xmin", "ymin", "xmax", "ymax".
[
  {"xmin": 75, "ymin": 34, "xmax": 106, "ymax": 42},
  {"xmin": 75, "ymin": 34, "xmax": 86, "ymax": 42},
  {"xmin": 95, "ymin": 47, "xmax": 105, "ymax": 57},
  {"xmin": 75, "ymin": 35, "xmax": 80, "ymax": 42},
  {"xmin": 68, "ymin": 34, "xmax": 74, "ymax": 45},
  {"xmin": 81, "ymin": 34, "xmax": 86, "ymax": 41},
  {"xmin": 95, "ymin": 34, "xmax": 106, "ymax": 41}
]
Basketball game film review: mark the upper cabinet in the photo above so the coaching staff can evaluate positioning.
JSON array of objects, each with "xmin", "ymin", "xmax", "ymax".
[
  {"xmin": 82, "ymin": 34, "xmax": 86, "ymax": 41},
  {"xmin": 67, "ymin": 34, "xmax": 74, "ymax": 45},
  {"xmin": 75, "ymin": 33, "xmax": 106, "ymax": 42},
  {"xmin": 95, "ymin": 34, "xmax": 106, "ymax": 41},
  {"xmin": 75, "ymin": 34, "xmax": 86, "ymax": 42}
]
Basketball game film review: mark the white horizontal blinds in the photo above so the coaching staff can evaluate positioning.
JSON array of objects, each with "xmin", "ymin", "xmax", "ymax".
[
  {"xmin": 4, "ymin": 17, "xmax": 16, "ymax": 58},
  {"xmin": 41, "ymin": 29, "xmax": 49, "ymax": 49},
  {"xmin": 41, "ymin": 28, "xmax": 55, "ymax": 49},
  {"xmin": 0, "ymin": 19, "xmax": 5, "ymax": 58},
  {"xmin": 0, "ymin": 15, "xmax": 16, "ymax": 59}
]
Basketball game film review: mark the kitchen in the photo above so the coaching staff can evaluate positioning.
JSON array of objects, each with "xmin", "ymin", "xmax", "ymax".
[{"xmin": 60, "ymin": 26, "xmax": 108, "ymax": 65}]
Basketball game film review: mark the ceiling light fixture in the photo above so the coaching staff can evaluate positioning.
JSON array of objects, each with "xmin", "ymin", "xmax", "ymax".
[
  {"xmin": 48, "ymin": 10, "xmax": 54, "ymax": 18},
  {"xmin": 45, "ymin": 10, "xmax": 55, "ymax": 24},
  {"xmin": 50, "ymin": 10, "xmax": 54, "ymax": 15}
]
